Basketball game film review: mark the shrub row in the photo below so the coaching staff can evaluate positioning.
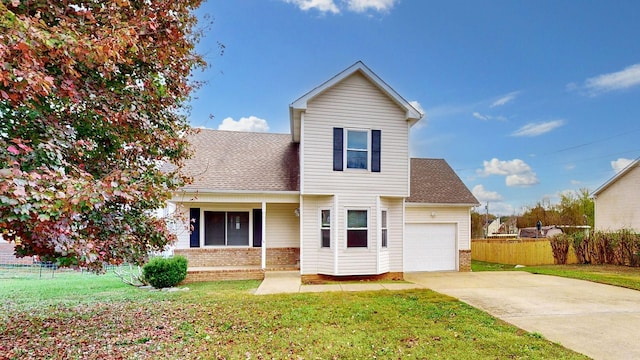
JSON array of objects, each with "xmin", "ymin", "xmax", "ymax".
[{"xmin": 550, "ymin": 229, "xmax": 640, "ymax": 266}]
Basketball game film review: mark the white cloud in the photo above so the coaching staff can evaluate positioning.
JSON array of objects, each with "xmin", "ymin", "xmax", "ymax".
[
  {"xmin": 283, "ymin": 0, "xmax": 397, "ymax": 14},
  {"xmin": 489, "ymin": 202, "xmax": 515, "ymax": 216},
  {"xmin": 283, "ymin": 0, "xmax": 340, "ymax": 14},
  {"xmin": 584, "ymin": 63, "xmax": 640, "ymax": 95},
  {"xmin": 472, "ymin": 112, "xmax": 490, "ymax": 121},
  {"xmin": 490, "ymin": 91, "xmax": 519, "ymax": 108},
  {"xmin": 611, "ymin": 158, "xmax": 634, "ymax": 173},
  {"xmin": 347, "ymin": 0, "xmax": 397, "ymax": 13},
  {"xmin": 218, "ymin": 116, "xmax": 270, "ymax": 132},
  {"xmin": 409, "ymin": 100, "xmax": 425, "ymax": 115},
  {"xmin": 472, "ymin": 184, "xmax": 503, "ymax": 202},
  {"xmin": 478, "ymin": 158, "xmax": 539, "ymax": 187},
  {"xmin": 511, "ymin": 120, "xmax": 564, "ymax": 137}
]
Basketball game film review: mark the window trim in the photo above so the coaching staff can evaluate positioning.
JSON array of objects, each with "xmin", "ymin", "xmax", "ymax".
[
  {"xmin": 320, "ymin": 208, "xmax": 331, "ymax": 248},
  {"xmin": 345, "ymin": 129, "xmax": 370, "ymax": 170},
  {"xmin": 346, "ymin": 208, "xmax": 369, "ymax": 248},
  {"xmin": 381, "ymin": 209, "xmax": 388, "ymax": 248},
  {"xmin": 201, "ymin": 210, "xmax": 252, "ymax": 247}
]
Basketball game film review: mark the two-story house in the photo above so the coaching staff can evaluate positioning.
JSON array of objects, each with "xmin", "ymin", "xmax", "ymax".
[{"xmin": 170, "ymin": 61, "xmax": 478, "ymax": 282}]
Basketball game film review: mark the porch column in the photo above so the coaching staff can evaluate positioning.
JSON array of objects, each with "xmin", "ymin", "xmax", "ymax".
[{"xmin": 261, "ymin": 201, "xmax": 266, "ymax": 270}]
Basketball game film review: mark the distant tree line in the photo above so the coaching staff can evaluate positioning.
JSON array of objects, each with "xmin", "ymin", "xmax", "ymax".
[{"xmin": 472, "ymin": 188, "xmax": 594, "ymax": 238}]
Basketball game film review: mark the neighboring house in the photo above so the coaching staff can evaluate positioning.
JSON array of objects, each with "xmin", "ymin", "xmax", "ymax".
[
  {"xmin": 592, "ymin": 158, "xmax": 640, "ymax": 232},
  {"xmin": 487, "ymin": 219, "xmax": 501, "ymax": 237},
  {"xmin": 0, "ymin": 236, "xmax": 33, "ymax": 266},
  {"xmin": 169, "ymin": 61, "xmax": 479, "ymax": 282}
]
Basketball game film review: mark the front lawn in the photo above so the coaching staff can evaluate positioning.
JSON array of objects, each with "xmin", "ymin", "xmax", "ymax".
[
  {"xmin": 472, "ymin": 260, "xmax": 640, "ymax": 291},
  {"xmin": 0, "ymin": 269, "xmax": 587, "ymax": 359}
]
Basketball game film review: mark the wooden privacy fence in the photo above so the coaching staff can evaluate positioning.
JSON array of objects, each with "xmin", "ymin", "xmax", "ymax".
[{"xmin": 472, "ymin": 238, "xmax": 578, "ymax": 265}]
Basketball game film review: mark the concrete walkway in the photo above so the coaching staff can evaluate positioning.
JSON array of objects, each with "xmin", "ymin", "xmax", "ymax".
[
  {"xmin": 254, "ymin": 271, "xmax": 424, "ymax": 295},
  {"xmin": 405, "ymin": 271, "xmax": 640, "ymax": 360}
]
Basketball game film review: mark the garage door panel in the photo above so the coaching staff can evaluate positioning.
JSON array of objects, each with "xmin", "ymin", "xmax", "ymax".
[{"xmin": 404, "ymin": 223, "xmax": 456, "ymax": 272}]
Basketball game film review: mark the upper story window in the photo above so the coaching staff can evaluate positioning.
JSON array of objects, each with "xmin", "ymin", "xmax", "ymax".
[
  {"xmin": 333, "ymin": 128, "xmax": 381, "ymax": 172},
  {"xmin": 346, "ymin": 130, "xmax": 368, "ymax": 169}
]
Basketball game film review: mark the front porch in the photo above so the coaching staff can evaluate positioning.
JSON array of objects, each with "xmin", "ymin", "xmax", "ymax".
[
  {"xmin": 182, "ymin": 264, "xmax": 300, "ymax": 283},
  {"xmin": 175, "ymin": 247, "xmax": 300, "ymax": 283}
]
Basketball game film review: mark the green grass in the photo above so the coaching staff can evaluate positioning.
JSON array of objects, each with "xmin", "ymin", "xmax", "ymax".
[
  {"xmin": 472, "ymin": 260, "xmax": 640, "ymax": 291},
  {"xmin": 0, "ymin": 268, "xmax": 588, "ymax": 359},
  {"xmin": 471, "ymin": 260, "xmax": 519, "ymax": 272}
]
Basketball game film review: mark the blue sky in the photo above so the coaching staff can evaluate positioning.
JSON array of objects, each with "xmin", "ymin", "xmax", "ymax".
[{"xmin": 187, "ymin": 0, "xmax": 640, "ymax": 215}]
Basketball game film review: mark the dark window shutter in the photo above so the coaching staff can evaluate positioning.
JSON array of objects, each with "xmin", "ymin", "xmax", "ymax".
[
  {"xmin": 189, "ymin": 208, "xmax": 200, "ymax": 248},
  {"xmin": 371, "ymin": 130, "xmax": 381, "ymax": 172},
  {"xmin": 333, "ymin": 127, "xmax": 344, "ymax": 171}
]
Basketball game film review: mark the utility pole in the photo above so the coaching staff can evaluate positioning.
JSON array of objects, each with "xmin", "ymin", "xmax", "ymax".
[{"xmin": 485, "ymin": 202, "xmax": 489, "ymax": 239}]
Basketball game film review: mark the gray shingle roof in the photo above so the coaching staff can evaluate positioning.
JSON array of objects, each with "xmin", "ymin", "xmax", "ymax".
[
  {"xmin": 180, "ymin": 129, "xmax": 299, "ymax": 192},
  {"xmin": 407, "ymin": 158, "xmax": 479, "ymax": 205},
  {"xmin": 178, "ymin": 131, "xmax": 475, "ymax": 205}
]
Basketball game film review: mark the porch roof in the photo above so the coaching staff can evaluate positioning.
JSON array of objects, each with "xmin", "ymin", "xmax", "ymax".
[{"xmin": 179, "ymin": 129, "xmax": 299, "ymax": 192}]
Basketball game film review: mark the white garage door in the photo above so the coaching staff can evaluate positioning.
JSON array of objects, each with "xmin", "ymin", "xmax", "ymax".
[{"xmin": 404, "ymin": 223, "xmax": 457, "ymax": 272}]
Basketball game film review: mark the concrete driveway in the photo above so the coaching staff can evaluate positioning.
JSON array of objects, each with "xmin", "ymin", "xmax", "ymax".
[{"xmin": 404, "ymin": 271, "xmax": 640, "ymax": 360}]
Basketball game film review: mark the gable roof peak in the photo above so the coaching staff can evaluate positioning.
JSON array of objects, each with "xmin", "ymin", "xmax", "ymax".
[
  {"xmin": 592, "ymin": 156, "xmax": 640, "ymax": 197},
  {"xmin": 289, "ymin": 61, "xmax": 424, "ymax": 142}
]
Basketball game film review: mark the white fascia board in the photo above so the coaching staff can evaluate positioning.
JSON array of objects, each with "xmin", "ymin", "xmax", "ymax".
[
  {"xmin": 592, "ymin": 158, "xmax": 639, "ymax": 197},
  {"xmin": 404, "ymin": 202, "xmax": 480, "ymax": 208},
  {"xmin": 169, "ymin": 190, "xmax": 300, "ymax": 203}
]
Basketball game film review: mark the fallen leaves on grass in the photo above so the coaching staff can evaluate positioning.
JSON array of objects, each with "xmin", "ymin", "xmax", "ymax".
[{"xmin": 1, "ymin": 300, "xmax": 201, "ymax": 359}]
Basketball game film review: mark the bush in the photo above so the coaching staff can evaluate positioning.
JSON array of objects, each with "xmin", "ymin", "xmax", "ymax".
[
  {"xmin": 549, "ymin": 233, "xmax": 570, "ymax": 265},
  {"xmin": 142, "ymin": 256, "xmax": 188, "ymax": 288}
]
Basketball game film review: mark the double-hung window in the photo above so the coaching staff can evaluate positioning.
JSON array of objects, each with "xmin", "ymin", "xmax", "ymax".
[
  {"xmin": 347, "ymin": 210, "xmax": 368, "ymax": 247},
  {"xmin": 346, "ymin": 130, "xmax": 368, "ymax": 169},
  {"xmin": 321, "ymin": 209, "xmax": 331, "ymax": 248},
  {"xmin": 381, "ymin": 210, "xmax": 388, "ymax": 248},
  {"xmin": 333, "ymin": 128, "xmax": 381, "ymax": 172}
]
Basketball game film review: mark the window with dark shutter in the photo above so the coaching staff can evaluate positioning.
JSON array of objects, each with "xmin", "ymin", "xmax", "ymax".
[
  {"xmin": 333, "ymin": 127, "xmax": 343, "ymax": 171},
  {"xmin": 189, "ymin": 208, "xmax": 200, "ymax": 248},
  {"xmin": 371, "ymin": 130, "xmax": 381, "ymax": 172}
]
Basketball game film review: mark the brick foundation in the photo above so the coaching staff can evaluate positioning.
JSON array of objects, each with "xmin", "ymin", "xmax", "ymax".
[
  {"xmin": 174, "ymin": 247, "xmax": 299, "ymax": 268},
  {"xmin": 182, "ymin": 268, "xmax": 265, "ymax": 283},
  {"xmin": 459, "ymin": 249, "xmax": 471, "ymax": 272},
  {"xmin": 301, "ymin": 272, "xmax": 404, "ymax": 284}
]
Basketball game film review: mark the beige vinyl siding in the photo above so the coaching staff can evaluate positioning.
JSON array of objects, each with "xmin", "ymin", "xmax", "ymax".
[
  {"xmin": 335, "ymin": 194, "xmax": 378, "ymax": 275},
  {"xmin": 266, "ymin": 203, "xmax": 300, "ymax": 248},
  {"xmin": 405, "ymin": 205, "xmax": 472, "ymax": 250},
  {"xmin": 595, "ymin": 165, "xmax": 640, "ymax": 232},
  {"xmin": 173, "ymin": 205, "xmax": 191, "ymax": 249},
  {"xmin": 300, "ymin": 195, "xmax": 334, "ymax": 275},
  {"xmin": 172, "ymin": 201, "xmax": 300, "ymax": 250},
  {"xmin": 382, "ymin": 197, "xmax": 404, "ymax": 272},
  {"xmin": 301, "ymin": 72, "xmax": 410, "ymax": 197},
  {"xmin": 301, "ymin": 194, "xmax": 403, "ymax": 275}
]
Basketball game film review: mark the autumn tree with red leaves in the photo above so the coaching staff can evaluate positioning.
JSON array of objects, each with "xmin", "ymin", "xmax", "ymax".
[{"xmin": 0, "ymin": 0, "xmax": 205, "ymax": 271}]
